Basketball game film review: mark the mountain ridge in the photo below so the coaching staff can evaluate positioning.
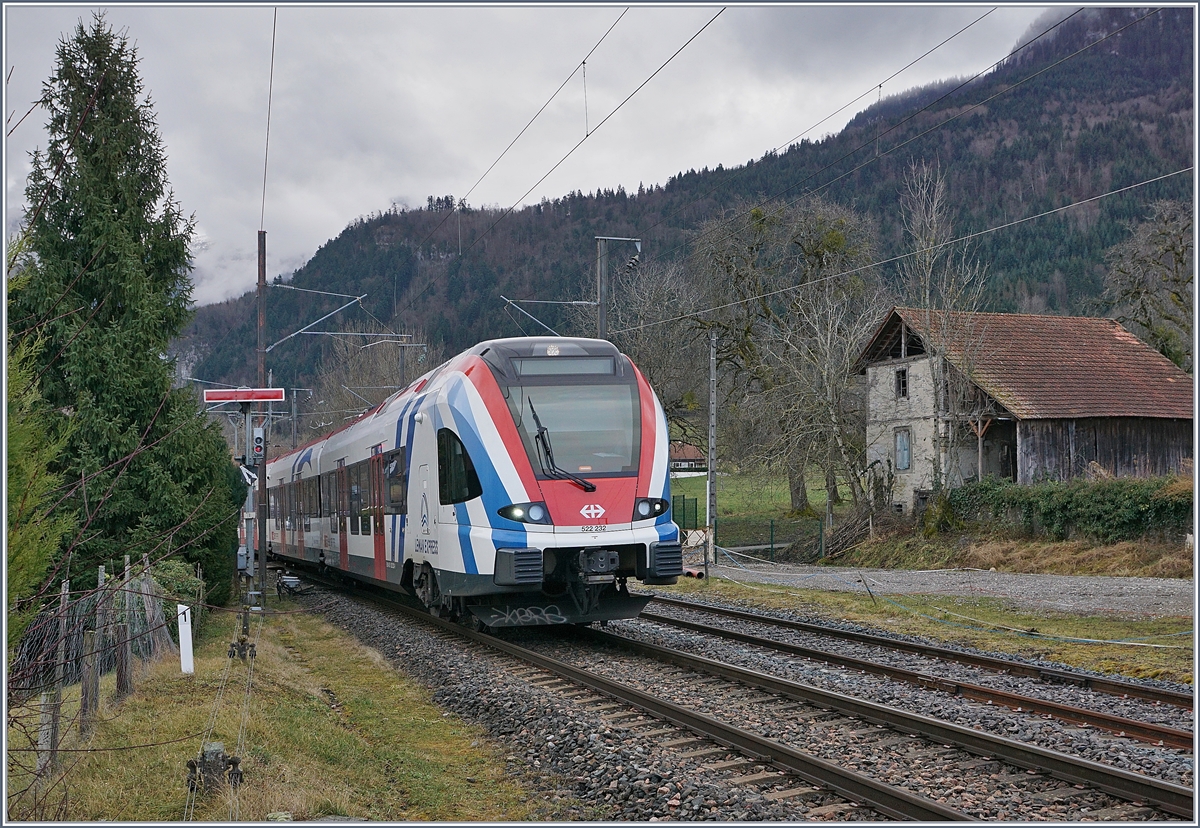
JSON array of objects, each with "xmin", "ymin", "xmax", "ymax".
[{"xmin": 176, "ymin": 7, "xmax": 1193, "ymax": 390}]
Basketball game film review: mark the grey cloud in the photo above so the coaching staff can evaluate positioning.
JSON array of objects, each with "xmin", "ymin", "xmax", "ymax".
[{"xmin": 6, "ymin": 5, "xmax": 1052, "ymax": 307}]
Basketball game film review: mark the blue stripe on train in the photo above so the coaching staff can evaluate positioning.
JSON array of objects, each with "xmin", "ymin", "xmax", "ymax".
[{"xmin": 446, "ymin": 376, "xmax": 528, "ymax": 573}]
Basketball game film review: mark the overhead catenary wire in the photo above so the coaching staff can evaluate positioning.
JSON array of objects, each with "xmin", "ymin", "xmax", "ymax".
[
  {"xmin": 395, "ymin": 8, "xmax": 629, "ymax": 291},
  {"xmin": 635, "ymin": 7, "xmax": 1096, "ymax": 273},
  {"xmin": 610, "ymin": 166, "xmax": 1193, "ymax": 335},
  {"xmin": 630, "ymin": 7, "xmax": 1004, "ymax": 248},
  {"xmin": 504, "ymin": 7, "xmax": 1085, "ymax": 311},
  {"xmin": 398, "ymin": 7, "xmax": 725, "ymax": 318},
  {"xmin": 607, "ymin": 6, "xmax": 1154, "ymax": 307}
]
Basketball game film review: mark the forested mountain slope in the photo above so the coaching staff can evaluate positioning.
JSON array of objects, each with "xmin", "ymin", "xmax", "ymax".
[{"xmin": 177, "ymin": 7, "xmax": 1192, "ymax": 390}]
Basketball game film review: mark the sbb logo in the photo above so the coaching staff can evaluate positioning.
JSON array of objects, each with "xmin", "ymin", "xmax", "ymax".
[{"xmin": 252, "ymin": 427, "xmax": 265, "ymax": 462}]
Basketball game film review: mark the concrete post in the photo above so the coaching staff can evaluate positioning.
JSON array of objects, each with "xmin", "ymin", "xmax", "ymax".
[
  {"xmin": 80, "ymin": 630, "xmax": 97, "ymax": 735},
  {"xmin": 115, "ymin": 622, "xmax": 132, "ymax": 698}
]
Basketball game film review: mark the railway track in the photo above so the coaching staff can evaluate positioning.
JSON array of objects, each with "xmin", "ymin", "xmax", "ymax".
[
  {"xmin": 295, "ymin": 573, "xmax": 1192, "ymax": 820},
  {"xmin": 573, "ymin": 625, "xmax": 1193, "ymax": 818},
  {"xmin": 647, "ymin": 594, "xmax": 1194, "ymax": 710},
  {"xmin": 638, "ymin": 597, "xmax": 1193, "ymax": 750}
]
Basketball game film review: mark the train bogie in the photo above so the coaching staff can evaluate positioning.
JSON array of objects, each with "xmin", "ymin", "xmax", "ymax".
[{"xmin": 265, "ymin": 337, "xmax": 682, "ymax": 626}]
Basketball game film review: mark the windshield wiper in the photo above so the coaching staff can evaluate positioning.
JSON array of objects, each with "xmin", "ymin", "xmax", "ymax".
[{"xmin": 527, "ymin": 398, "xmax": 596, "ymax": 493}]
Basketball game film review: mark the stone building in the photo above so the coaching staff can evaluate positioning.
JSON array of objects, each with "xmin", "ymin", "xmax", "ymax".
[
  {"xmin": 668, "ymin": 441, "xmax": 707, "ymax": 472},
  {"xmin": 857, "ymin": 307, "xmax": 1193, "ymax": 514}
]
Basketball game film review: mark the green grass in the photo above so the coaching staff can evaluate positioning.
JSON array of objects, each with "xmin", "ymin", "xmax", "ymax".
[
  {"xmin": 8, "ymin": 608, "xmax": 541, "ymax": 822},
  {"xmin": 670, "ymin": 471, "xmax": 844, "ymax": 548},
  {"xmin": 657, "ymin": 577, "xmax": 1194, "ymax": 685}
]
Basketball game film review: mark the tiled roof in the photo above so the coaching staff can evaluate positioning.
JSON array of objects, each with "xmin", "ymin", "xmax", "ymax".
[
  {"xmin": 669, "ymin": 441, "xmax": 706, "ymax": 461},
  {"xmin": 871, "ymin": 307, "xmax": 1194, "ymax": 420}
]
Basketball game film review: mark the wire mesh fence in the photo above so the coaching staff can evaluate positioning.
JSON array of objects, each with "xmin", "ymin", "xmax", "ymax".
[
  {"xmin": 7, "ymin": 557, "xmax": 191, "ymax": 819},
  {"xmin": 9, "ymin": 566, "xmax": 178, "ymax": 701}
]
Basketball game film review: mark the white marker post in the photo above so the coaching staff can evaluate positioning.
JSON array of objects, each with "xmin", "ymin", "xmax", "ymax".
[{"xmin": 177, "ymin": 604, "xmax": 195, "ymax": 675}]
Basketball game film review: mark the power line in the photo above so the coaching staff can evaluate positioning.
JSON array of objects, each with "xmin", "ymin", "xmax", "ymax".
[
  {"xmin": 398, "ymin": 7, "xmax": 725, "ymax": 318},
  {"xmin": 775, "ymin": 8, "xmax": 998, "ymax": 154},
  {"xmin": 630, "ymin": 7, "xmax": 1003, "ymax": 249},
  {"xmin": 390, "ymin": 8, "xmax": 629, "ymax": 311},
  {"xmin": 637, "ymin": 7, "xmax": 1092, "ymax": 272},
  {"xmin": 504, "ymin": 7, "xmax": 1083, "ymax": 314},
  {"xmin": 629, "ymin": 7, "xmax": 1154, "ymax": 288},
  {"xmin": 611, "ymin": 167, "xmax": 1193, "ymax": 335}
]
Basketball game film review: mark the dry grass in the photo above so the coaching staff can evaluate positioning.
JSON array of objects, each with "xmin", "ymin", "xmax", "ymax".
[
  {"xmin": 9, "ymin": 608, "xmax": 536, "ymax": 822},
  {"xmin": 836, "ymin": 528, "xmax": 1193, "ymax": 579},
  {"xmin": 656, "ymin": 577, "xmax": 1193, "ymax": 686},
  {"xmin": 957, "ymin": 536, "xmax": 1193, "ymax": 578}
]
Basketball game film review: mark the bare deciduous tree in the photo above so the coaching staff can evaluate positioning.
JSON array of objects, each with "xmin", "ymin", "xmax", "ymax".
[
  {"xmin": 605, "ymin": 260, "xmax": 708, "ymax": 445},
  {"xmin": 690, "ymin": 196, "xmax": 885, "ymax": 512},
  {"xmin": 306, "ymin": 324, "xmax": 446, "ymax": 437},
  {"xmin": 1103, "ymin": 200, "xmax": 1193, "ymax": 372},
  {"xmin": 896, "ymin": 160, "xmax": 989, "ymax": 488}
]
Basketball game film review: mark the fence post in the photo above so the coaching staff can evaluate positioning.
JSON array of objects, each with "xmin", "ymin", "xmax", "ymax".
[
  {"xmin": 770, "ymin": 519, "xmax": 775, "ymax": 562},
  {"xmin": 115, "ymin": 622, "xmax": 132, "ymax": 698},
  {"xmin": 97, "ymin": 565, "xmax": 108, "ymax": 675},
  {"xmin": 80, "ymin": 630, "xmax": 97, "ymax": 735},
  {"xmin": 124, "ymin": 555, "xmax": 132, "ymax": 624},
  {"xmin": 818, "ymin": 519, "xmax": 825, "ymax": 560},
  {"xmin": 47, "ymin": 580, "xmax": 69, "ymax": 769},
  {"xmin": 36, "ymin": 692, "xmax": 54, "ymax": 775}
]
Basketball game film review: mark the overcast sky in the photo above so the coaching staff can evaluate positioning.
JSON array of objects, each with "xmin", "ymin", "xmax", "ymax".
[{"xmin": 5, "ymin": 4, "xmax": 1057, "ymax": 307}]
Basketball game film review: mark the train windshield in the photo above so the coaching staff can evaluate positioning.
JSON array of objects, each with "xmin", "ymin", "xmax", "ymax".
[{"xmin": 505, "ymin": 379, "xmax": 640, "ymax": 477}]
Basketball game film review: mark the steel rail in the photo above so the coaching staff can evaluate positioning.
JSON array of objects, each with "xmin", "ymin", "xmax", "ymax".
[
  {"xmin": 639, "ymin": 609, "xmax": 1193, "ymax": 750},
  {"xmin": 351, "ymin": 589, "xmax": 972, "ymax": 821},
  {"xmin": 582, "ymin": 627, "xmax": 1194, "ymax": 819},
  {"xmin": 648, "ymin": 594, "xmax": 1193, "ymax": 710}
]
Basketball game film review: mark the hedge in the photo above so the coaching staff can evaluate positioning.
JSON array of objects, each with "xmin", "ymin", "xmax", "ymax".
[{"xmin": 947, "ymin": 476, "xmax": 1192, "ymax": 543}]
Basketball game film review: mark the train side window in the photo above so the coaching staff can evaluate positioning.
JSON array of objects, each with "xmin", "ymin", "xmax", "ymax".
[
  {"xmin": 349, "ymin": 463, "xmax": 363, "ymax": 534},
  {"xmin": 307, "ymin": 477, "xmax": 320, "ymax": 519},
  {"xmin": 324, "ymin": 473, "xmax": 340, "ymax": 534},
  {"xmin": 437, "ymin": 428, "xmax": 482, "ymax": 505},
  {"xmin": 385, "ymin": 450, "xmax": 407, "ymax": 514}
]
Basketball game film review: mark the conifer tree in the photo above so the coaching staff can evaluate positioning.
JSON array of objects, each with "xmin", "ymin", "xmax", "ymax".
[{"xmin": 10, "ymin": 13, "xmax": 240, "ymax": 604}]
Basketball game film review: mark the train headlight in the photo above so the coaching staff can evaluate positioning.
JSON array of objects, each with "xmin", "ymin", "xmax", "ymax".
[
  {"xmin": 498, "ymin": 502, "xmax": 552, "ymax": 525},
  {"xmin": 632, "ymin": 498, "xmax": 669, "ymax": 521}
]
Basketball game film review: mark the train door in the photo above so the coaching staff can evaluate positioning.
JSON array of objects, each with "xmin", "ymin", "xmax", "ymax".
[
  {"xmin": 369, "ymin": 448, "xmax": 386, "ymax": 580},
  {"xmin": 296, "ymin": 478, "xmax": 306, "ymax": 562},
  {"xmin": 418, "ymin": 464, "xmax": 434, "ymax": 539},
  {"xmin": 337, "ymin": 459, "xmax": 348, "ymax": 570}
]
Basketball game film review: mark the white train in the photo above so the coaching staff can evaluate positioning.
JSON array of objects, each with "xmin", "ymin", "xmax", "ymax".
[{"xmin": 265, "ymin": 337, "xmax": 683, "ymax": 627}]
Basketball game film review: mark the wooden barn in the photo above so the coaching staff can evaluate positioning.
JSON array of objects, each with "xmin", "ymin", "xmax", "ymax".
[{"xmin": 857, "ymin": 307, "xmax": 1193, "ymax": 513}]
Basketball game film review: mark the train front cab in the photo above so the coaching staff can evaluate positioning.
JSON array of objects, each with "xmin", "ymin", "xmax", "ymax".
[{"xmin": 404, "ymin": 338, "xmax": 683, "ymax": 627}]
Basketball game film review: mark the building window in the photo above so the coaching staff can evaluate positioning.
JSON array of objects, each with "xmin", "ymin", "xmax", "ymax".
[
  {"xmin": 894, "ymin": 368, "xmax": 908, "ymax": 399},
  {"xmin": 894, "ymin": 428, "xmax": 911, "ymax": 472}
]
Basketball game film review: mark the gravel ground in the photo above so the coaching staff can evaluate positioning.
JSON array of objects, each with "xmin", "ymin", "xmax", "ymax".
[
  {"xmin": 308, "ymin": 590, "xmax": 834, "ymax": 821},
  {"xmin": 702, "ymin": 559, "xmax": 1195, "ymax": 618},
  {"xmin": 605, "ymin": 616, "xmax": 1194, "ymax": 787},
  {"xmin": 300, "ymin": 586, "xmax": 1192, "ymax": 821}
]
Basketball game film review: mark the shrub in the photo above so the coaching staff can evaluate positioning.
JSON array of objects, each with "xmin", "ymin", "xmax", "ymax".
[{"xmin": 947, "ymin": 475, "xmax": 1192, "ymax": 543}]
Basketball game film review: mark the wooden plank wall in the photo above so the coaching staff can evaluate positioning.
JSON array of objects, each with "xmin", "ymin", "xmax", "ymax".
[{"xmin": 1017, "ymin": 418, "xmax": 1192, "ymax": 483}]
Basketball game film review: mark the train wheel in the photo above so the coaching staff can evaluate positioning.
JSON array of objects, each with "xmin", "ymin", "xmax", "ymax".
[{"xmin": 414, "ymin": 564, "xmax": 441, "ymax": 614}]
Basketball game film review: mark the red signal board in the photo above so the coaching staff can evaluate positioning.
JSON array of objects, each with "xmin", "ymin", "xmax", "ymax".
[{"xmin": 203, "ymin": 388, "xmax": 286, "ymax": 403}]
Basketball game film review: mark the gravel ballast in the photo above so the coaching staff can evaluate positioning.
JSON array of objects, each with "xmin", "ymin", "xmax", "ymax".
[{"xmin": 299, "ymin": 584, "xmax": 1191, "ymax": 821}]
